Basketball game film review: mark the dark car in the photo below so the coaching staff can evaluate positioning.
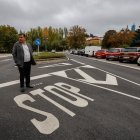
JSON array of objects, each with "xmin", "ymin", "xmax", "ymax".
[
  {"xmin": 77, "ymin": 49, "xmax": 85, "ymax": 56},
  {"xmin": 106, "ymin": 48, "xmax": 124, "ymax": 60},
  {"xmin": 95, "ymin": 49, "xmax": 108, "ymax": 58},
  {"xmin": 119, "ymin": 47, "xmax": 140, "ymax": 63}
]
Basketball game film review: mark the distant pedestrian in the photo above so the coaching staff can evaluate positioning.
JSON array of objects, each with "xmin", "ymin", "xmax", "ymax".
[{"xmin": 12, "ymin": 33, "xmax": 36, "ymax": 92}]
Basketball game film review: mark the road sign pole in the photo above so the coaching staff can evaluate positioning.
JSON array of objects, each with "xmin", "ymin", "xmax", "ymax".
[
  {"xmin": 38, "ymin": 45, "xmax": 39, "ymax": 54},
  {"xmin": 35, "ymin": 39, "xmax": 41, "ymax": 54}
]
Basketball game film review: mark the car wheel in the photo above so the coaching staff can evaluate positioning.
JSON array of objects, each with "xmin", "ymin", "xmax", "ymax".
[{"xmin": 119, "ymin": 60, "xmax": 123, "ymax": 63}]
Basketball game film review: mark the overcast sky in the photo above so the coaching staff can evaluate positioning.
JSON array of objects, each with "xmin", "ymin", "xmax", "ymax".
[{"xmin": 0, "ymin": 0, "xmax": 139, "ymax": 36}]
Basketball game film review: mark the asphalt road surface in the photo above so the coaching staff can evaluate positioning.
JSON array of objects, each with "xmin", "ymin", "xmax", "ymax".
[{"xmin": 0, "ymin": 53, "xmax": 140, "ymax": 140}]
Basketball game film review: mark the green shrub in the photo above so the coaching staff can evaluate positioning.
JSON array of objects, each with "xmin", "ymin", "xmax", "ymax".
[{"xmin": 34, "ymin": 52, "xmax": 65, "ymax": 60}]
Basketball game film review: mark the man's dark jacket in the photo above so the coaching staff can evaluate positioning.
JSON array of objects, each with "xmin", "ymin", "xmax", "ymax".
[{"xmin": 12, "ymin": 41, "xmax": 36, "ymax": 67}]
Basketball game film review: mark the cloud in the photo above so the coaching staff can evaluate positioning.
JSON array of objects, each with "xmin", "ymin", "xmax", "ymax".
[{"xmin": 0, "ymin": 0, "xmax": 140, "ymax": 36}]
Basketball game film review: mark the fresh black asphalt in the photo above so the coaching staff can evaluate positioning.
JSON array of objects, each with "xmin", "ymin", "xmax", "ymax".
[{"xmin": 0, "ymin": 54, "xmax": 140, "ymax": 140}]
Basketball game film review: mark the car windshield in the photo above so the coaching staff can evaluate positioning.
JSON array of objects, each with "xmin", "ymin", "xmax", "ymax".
[
  {"xmin": 108, "ymin": 49, "xmax": 120, "ymax": 53},
  {"xmin": 124, "ymin": 48, "xmax": 137, "ymax": 52},
  {"xmin": 97, "ymin": 50, "xmax": 105, "ymax": 52}
]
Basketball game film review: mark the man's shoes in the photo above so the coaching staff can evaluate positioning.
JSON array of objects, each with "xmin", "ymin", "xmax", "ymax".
[
  {"xmin": 20, "ymin": 87, "xmax": 25, "ymax": 92},
  {"xmin": 26, "ymin": 85, "xmax": 33, "ymax": 88}
]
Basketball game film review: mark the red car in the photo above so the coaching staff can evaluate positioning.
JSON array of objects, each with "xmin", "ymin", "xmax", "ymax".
[
  {"xmin": 106, "ymin": 48, "xmax": 124, "ymax": 60},
  {"xmin": 119, "ymin": 47, "xmax": 140, "ymax": 63},
  {"xmin": 95, "ymin": 49, "xmax": 108, "ymax": 58}
]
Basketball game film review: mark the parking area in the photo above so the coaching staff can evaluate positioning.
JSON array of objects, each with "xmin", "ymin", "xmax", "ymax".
[{"xmin": 70, "ymin": 47, "xmax": 140, "ymax": 68}]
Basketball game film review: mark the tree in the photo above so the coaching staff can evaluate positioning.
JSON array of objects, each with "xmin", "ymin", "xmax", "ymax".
[
  {"xmin": 102, "ymin": 30, "xmax": 117, "ymax": 48},
  {"xmin": 27, "ymin": 27, "xmax": 44, "ymax": 51},
  {"xmin": 102, "ymin": 29, "xmax": 136, "ymax": 48},
  {"xmin": 0, "ymin": 25, "xmax": 18, "ymax": 53},
  {"xmin": 117, "ymin": 29, "xmax": 136, "ymax": 47},
  {"xmin": 131, "ymin": 29, "xmax": 140, "ymax": 46},
  {"xmin": 46, "ymin": 26, "xmax": 65, "ymax": 51},
  {"xmin": 67, "ymin": 25, "xmax": 86, "ymax": 49}
]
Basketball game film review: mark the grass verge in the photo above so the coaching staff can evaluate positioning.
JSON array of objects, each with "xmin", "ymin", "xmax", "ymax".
[{"xmin": 34, "ymin": 52, "xmax": 66, "ymax": 61}]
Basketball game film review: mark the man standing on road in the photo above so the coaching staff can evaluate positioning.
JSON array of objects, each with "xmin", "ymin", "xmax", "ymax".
[{"xmin": 12, "ymin": 33, "xmax": 36, "ymax": 92}]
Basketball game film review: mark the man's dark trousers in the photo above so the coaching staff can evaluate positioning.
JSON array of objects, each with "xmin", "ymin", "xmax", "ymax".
[{"xmin": 18, "ymin": 62, "xmax": 31, "ymax": 88}]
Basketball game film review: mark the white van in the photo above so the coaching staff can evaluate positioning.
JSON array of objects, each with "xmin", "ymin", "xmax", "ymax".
[{"xmin": 85, "ymin": 46, "xmax": 101, "ymax": 57}]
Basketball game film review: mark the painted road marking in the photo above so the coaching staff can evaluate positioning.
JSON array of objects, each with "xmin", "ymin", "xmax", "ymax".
[
  {"xmin": 94, "ymin": 58, "xmax": 140, "ymax": 70},
  {"xmin": 0, "ymin": 74, "xmax": 50, "ymax": 88},
  {"xmin": 71, "ymin": 59, "xmax": 85, "ymax": 65},
  {"xmin": 32, "ymin": 82, "xmax": 43, "ymax": 87},
  {"xmin": 30, "ymin": 88, "xmax": 76, "ymax": 117},
  {"xmin": 38, "ymin": 63, "xmax": 72, "ymax": 68},
  {"xmin": 0, "ymin": 59, "xmax": 12, "ymax": 62},
  {"xmin": 52, "ymin": 73, "xmax": 140, "ymax": 101},
  {"xmin": 14, "ymin": 93, "xmax": 60, "ymax": 135},
  {"xmin": 1, "ymin": 65, "xmax": 140, "ymax": 101},
  {"xmin": 69, "ymin": 54, "xmax": 140, "ymax": 70},
  {"xmin": 70, "ymin": 59, "xmax": 140, "ymax": 87},
  {"xmin": 52, "ymin": 68, "xmax": 118, "ymax": 85},
  {"xmin": 14, "ymin": 82, "xmax": 94, "ymax": 135},
  {"xmin": 74, "ymin": 68, "xmax": 118, "ymax": 85},
  {"xmin": 55, "ymin": 82, "xmax": 93, "ymax": 101}
]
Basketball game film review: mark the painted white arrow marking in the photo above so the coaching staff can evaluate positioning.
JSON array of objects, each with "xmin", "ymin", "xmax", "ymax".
[
  {"xmin": 51, "ymin": 71, "xmax": 68, "ymax": 78},
  {"xmin": 81, "ymin": 65, "xmax": 97, "ymax": 69},
  {"xmin": 51, "ymin": 67, "xmax": 118, "ymax": 86},
  {"xmin": 74, "ymin": 68, "xmax": 118, "ymax": 85}
]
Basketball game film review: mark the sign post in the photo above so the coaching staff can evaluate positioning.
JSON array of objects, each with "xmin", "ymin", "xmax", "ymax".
[{"xmin": 35, "ymin": 39, "xmax": 41, "ymax": 54}]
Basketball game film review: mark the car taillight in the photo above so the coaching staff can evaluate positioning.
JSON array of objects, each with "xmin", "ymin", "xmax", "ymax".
[{"xmin": 130, "ymin": 53, "xmax": 138, "ymax": 56}]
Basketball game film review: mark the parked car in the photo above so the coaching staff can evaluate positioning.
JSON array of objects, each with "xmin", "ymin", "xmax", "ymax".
[
  {"xmin": 70, "ymin": 50, "xmax": 75, "ymax": 54},
  {"xmin": 106, "ymin": 48, "xmax": 124, "ymax": 60},
  {"xmin": 137, "ymin": 56, "xmax": 140, "ymax": 66},
  {"xmin": 119, "ymin": 47, "xmax": 140, "ymax": 63},
  {"xmin": 95, "ymin": 49, "xmax": 108, "ymax": 58},
  {"xmin": 74, "ymin": 50, "xmax": 78, "ymax": 55},
  {"xmin": 77, "ymin": 49, "xmax": 85, "ymax": 56}
]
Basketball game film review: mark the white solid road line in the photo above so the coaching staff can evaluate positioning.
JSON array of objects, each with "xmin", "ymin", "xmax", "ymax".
[
  {"xmin": 0, "ymin": 80, "xmax": 19, "ymax": 88},
  {"xmin": 38, "ymin": 63, "xmax": 72, "ymax": 68},
  {"xmin": 69, "ymin": 54, "xmax": 140, "ymax": 70},
  {"xmin": 0, "ymin": 74, "xmax": 51, "ymax": 88},
  {"xmin": 92, "ymin": 58, "xmax": 140, "ymax": 70}
]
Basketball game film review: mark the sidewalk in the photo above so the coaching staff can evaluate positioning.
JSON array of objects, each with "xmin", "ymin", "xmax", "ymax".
[{"xmin": 0, "ymin": 54, "xmax": 12, "ymax": 58}]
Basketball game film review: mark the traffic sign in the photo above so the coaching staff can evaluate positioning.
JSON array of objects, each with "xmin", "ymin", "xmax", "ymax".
[
  {"xmin": 35, "ymin": 39, "xmax": 41, "ymax": 53},
  {"xmin": 35, "ymin": 39, "xmax": 41, "ymax": 46}
]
